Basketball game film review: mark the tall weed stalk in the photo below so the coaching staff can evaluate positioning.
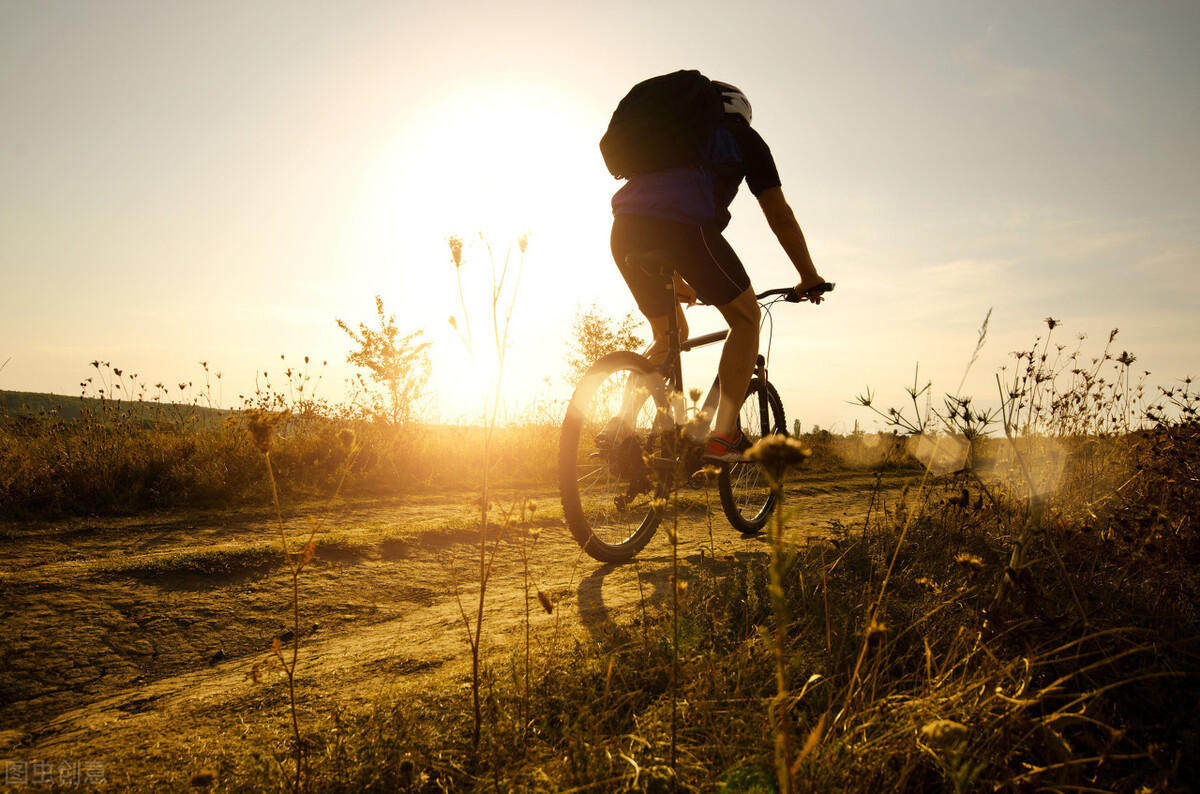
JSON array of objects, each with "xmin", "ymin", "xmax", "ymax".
[
  {"xmin": 245, "ymin": 411, "xmax": 357, "ymax": 792},
  {"xmin": 745, "ymin": 434, "xmax": 812, "ymax": 793},
  {"xmin": 447, "ymin": 232, "xmax": 528, "ymax": 751}
]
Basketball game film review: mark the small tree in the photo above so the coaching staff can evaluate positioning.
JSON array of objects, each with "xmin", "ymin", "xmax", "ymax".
[
  {"xmin": 565, "ymin": 303, "xmax": 645, "ymax": 381},
  {"xmin": 337, "ymin": 295, "xmax": 431, "ymax": 425}
]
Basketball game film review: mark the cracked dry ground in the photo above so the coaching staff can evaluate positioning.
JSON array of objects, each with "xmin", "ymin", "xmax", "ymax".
[{"xmin": 0, "ymin": 471, "xmax": 906, "ymax": 789}]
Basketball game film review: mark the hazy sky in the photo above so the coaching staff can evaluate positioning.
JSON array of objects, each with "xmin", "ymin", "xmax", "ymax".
[{"xmin": 3, "ymin": 0, "xmax": 1198, "ymax": 430}]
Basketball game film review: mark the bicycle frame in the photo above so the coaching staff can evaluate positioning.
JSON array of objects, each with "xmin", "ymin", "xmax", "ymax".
[{"xmin": 654, "ymin": 275, "xmax": 773, "ymax": 442}]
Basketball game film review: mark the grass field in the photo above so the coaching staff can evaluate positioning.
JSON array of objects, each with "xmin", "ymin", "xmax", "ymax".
[{"xmin": 1, "ymin": 360, "xmax": 1198, "ymax": 791}]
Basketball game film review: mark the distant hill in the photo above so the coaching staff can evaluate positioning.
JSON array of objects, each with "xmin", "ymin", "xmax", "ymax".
[
  {"xmin": 3, "ymin": 391, "xmax": 93, "ymax": 421},
  {"xmin": 1, "ymin": 391, "xmax": 229, "ymax": 425}
]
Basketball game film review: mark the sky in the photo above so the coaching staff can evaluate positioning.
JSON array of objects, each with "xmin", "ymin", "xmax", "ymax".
[{"xmin": 2, "ymin": 0, "xmax": 1198, "ymax": 432}]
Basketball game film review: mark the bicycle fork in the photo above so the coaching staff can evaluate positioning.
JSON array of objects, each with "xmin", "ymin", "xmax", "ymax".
[{"xmin": 755, "ymin": 354, "xmax": 772, "ymax": 439}]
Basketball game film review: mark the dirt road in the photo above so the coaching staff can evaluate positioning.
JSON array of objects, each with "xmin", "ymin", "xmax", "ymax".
[{"xmin": 0, "ymin": 470, "xmax": 904, "ymax": 787}]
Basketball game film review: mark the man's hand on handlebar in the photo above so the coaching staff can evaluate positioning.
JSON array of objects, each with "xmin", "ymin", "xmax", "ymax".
[
  {"xmin": 689, "ymin": 278, "xmax": 835, "ymax": 306},
  {"xmin": 795, "ymin": 277, "xmax": 833, "ymax": 304}
]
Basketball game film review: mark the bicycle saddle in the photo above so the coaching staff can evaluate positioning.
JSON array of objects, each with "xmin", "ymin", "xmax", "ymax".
[{"xmin": 624, "ymin": 250, "xmax": 675, "ymax": 274}]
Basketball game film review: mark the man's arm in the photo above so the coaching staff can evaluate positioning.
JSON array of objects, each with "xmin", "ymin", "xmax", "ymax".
[{"xmin": 757, "ymin": 186, "xmax": 828, "ymax": 299}]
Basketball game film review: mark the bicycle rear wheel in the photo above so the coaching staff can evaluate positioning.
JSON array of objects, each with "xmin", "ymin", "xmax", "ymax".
[
  {"xmin": 718, "ymin": 378, "xmax": 786, "ymax": 534},
  {"xmin": 559, "ymin": 352, "xmax": 672, "ymax": 562}
]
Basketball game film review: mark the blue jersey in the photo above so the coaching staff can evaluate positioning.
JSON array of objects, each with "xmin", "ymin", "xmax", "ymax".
[{"xmin": 611, "ymin": 119, "xmax": 782, "ymax": 231}]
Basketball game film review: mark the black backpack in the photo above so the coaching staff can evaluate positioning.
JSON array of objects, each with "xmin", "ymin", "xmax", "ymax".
[{"xmin": 599, "ymin": 70, "xmax": 724, "ymax": 180}]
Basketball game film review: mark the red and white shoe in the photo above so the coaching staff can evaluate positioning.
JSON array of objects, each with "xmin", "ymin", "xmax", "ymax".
[{"xmin": 704, "ymin": 429, "xmax": 750, "ymax": 462}]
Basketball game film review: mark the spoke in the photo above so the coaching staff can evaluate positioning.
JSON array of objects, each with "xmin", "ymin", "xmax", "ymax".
[{"xmin": 561, "ymin": 357, "xmax": 672, "ymax": 559}]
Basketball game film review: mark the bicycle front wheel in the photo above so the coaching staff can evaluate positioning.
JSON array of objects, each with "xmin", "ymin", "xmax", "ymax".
[
  {"xmin": 559, "ymin": 352, "xmax": 671, "ymax": 563},
  {"xmin": 718, "ymin": 378, "xmax": 786, "ymax": 534}
]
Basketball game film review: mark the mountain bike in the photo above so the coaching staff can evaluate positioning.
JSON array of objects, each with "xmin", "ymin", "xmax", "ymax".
[{"xmin": 559, "ymin": 252, "xmax": 833, "ymax": 562}]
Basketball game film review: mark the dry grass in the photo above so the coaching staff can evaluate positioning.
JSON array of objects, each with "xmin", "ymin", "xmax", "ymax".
[
  {"xmin": 4, "ymin": 318, "xmax": 1198, "ymax": 791},
  {"xmin": 216, "ymin": 421, "xmax": 1194, "ymax": 793},
  {"xmin": 0, "ymin": 408, "xmax": 559, "ymax": 519},
  {"xmin": 213, "ymin": 321, "xmax": 1195, "ymax": 792}
]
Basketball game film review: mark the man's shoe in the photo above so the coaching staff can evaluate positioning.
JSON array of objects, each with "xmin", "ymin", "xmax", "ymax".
[{"xmin": 704, "ymin": 429, "xmax": 750, "ymax": 462}]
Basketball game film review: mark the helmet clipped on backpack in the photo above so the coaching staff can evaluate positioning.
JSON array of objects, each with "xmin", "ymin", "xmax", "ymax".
[{"xmin": 712, "ymin": 81, "xmax": 752, "ymax": 124}]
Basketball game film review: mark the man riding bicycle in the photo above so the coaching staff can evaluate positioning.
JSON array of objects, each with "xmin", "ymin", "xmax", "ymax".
[{"xmin": 608, "ymin": 78, "xmax": 831, "ymax": 462}]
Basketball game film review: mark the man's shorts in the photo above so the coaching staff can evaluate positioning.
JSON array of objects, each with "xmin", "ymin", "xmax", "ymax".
[{"xmin": 610, "ymin": 213, "xmax": 751, "ymax": 318}]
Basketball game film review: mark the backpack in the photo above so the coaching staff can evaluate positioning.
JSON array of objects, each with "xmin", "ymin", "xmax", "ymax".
[{"xmin": 599, "ymin": 70, "xmax": 724, "ymax": 180}]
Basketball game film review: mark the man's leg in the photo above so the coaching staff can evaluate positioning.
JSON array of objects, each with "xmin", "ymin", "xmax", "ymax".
[
  {"xmin": 643, "ymin": 305, "xmax": 688, "ymax": 368},
  {"xmin": 711, "ymin": 287, "xmax": 761, "ymax": 439},
  {"xmin": 616, "ymin": 306, "xmax": 687, "ymax": 428}
]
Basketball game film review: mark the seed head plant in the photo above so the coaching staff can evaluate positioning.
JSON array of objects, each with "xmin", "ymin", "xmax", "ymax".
[
  {"xmin": 243, "ymin": 406, "xmax": 358, "ymax": 793},
  {"xmin": 445, "ymin": 231, "xmax": 528, "ymax": 753},
  {"xmin": 745, "ymin": 432, "xmax": 813, "ymax": 794}
]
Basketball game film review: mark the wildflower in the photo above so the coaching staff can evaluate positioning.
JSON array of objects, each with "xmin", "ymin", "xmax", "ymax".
[
  {"xmin": 920, "ymin": 719, "xmax": 968, "ymax": 746},
  {"xmin": 746, "ymin": 434, "xmax": 811, "ymax": 482},
  {"xmin": 448, "ymin": 235, "xmax": 464, "ymax": 267},
  {"xmin": 518, "ymin": 232, "xmax": 529, "ymax": 254},
  {"xmin": 688, "ymin": 387, "xmax": 703, "ymax": 404},
  {"xmin": 245, "ymin": 409, "xmax": 291, "ymax": 453},
  {"xmin": 1044, "ymin": 317, "xmax": 1059, "ymax": 331},
  {"xmin": 865, "ymin": 618, "xmax": 888, "ymax": 640},
  {"xmin": 536, "ymin": 589, "xmax": 553, "ymax": 614},
  {"xmin": 954, "ymin": 552, "xmax": 985, "ymax": 573},
  {"xmin": 915, "ymin": 576, "xmax": 940, "ymax": 593}
]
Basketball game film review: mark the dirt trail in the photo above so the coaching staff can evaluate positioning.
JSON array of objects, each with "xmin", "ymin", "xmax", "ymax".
[{"xmin": 0, "ymin": 471, "xmax": 905, "ymax": 785}]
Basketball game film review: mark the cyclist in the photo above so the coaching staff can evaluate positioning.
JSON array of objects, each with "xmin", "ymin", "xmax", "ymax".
[{"xmin": 609, "ymin": 79, "xmax": 830, "ymax": 461}]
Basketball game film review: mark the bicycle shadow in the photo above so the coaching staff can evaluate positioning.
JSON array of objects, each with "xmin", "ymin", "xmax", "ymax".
[{"xmin": 574, "ymin": 544, "xmax": 769, "ymax": 642}]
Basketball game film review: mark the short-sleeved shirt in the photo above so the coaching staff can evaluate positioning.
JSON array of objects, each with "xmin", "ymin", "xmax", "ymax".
[{"xmin": 611, "ymin": 119, "xmax": 782, "ymax": 231}]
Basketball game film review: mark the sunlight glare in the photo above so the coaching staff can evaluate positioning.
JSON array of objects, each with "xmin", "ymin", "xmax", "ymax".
[
  {"xmin": 383, "ymin": 84, "xmax": 598, "ymax": 243},
  {"xmin": 357, "ymin": 81, "xmax": 614, "ymax": 421}
]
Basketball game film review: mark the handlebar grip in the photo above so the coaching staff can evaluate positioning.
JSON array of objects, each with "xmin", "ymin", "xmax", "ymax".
[{"xmin": 756, "ymin": 282, "xmax": 835, "ymax": 302}]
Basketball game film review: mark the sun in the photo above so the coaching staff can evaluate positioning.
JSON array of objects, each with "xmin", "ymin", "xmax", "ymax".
[
  {"xmin": 353, "ymin": 80, "xmax": 625, "ymax": 421},
  {"xmin": 383, "ymin": 83, "xmax": 605, "ymax": 243}
]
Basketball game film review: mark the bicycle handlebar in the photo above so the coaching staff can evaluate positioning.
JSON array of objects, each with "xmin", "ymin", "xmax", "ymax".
[{"xmin": 756, "ymin": 281, "xmax": 836, "ymax": 303}]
